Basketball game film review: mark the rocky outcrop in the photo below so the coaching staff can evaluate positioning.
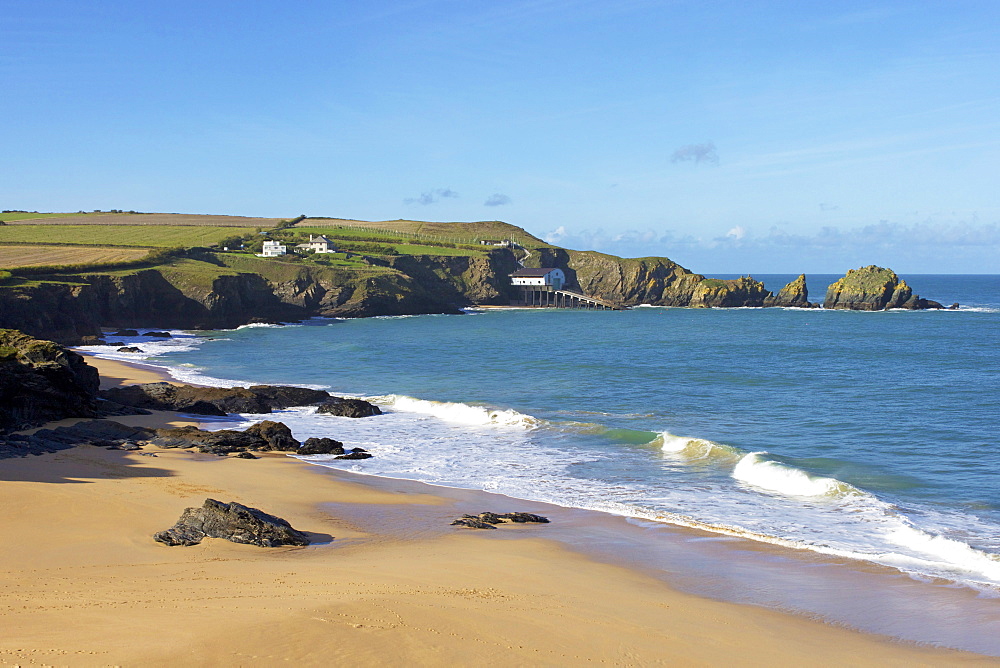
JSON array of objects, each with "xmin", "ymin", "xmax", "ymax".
[
  {"xmin": 764, "ymin": 274, "xmax": 814, "ymax": 308},
  {"xmin": 824, "ymin": 266, "xmax": 944, "ymax": 310},
  {"xmin": 451, "ymin": 512, "xmax": 550, "ymax": 529},
  {"xmin": 298, "ymin": 437, "xmax": 345, "ymax": 455},
  {"xmin": 100, "ymin": 382, "xmax": 332, "ymax": 415},
  {"xmin": 690, "ymin": 276, "xmax": 771, "ymax": 308},
  {"xmin": 316, "ymin": 397, "xmax": 382, "ymax": 418},
  {"xmin": 148, "ymin": 420, "xmax": 300, "ymax": 453},
  {"xmin": 0, "ymin": 329, "xmax": 100, "ymax": 432},
  {"xmin": 524, "ymin": 248, "xmax": 777, "ymax": 308},
  {"xmin": 1, "ymin": 419, "xmax": 152, "ymax": 458},
  {"xmin": 153, "ymin": 498, "xmax": 310, "ymax": 547}
]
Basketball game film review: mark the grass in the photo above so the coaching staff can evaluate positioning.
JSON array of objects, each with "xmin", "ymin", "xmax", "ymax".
[
  {"xmin": 294, "ymin": 218, "xmax": 550, "ymax": 248},
  {"xmin": 1, "ymin": 212, "xmax": 286, "ymax": 226},
  {"xmin": 0, "ymin": 245, "xmax": 151, "ymax": 269},
  {"xmin": 393, "ymin": 243, "xmax": 484, "ymax": 257},
  {"xmin": 0, "ymin": 225, "xmax": 257, "ymax": 248}
]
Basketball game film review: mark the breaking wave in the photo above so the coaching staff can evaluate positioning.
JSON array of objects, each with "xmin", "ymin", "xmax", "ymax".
[{"xmin": 376, "ymin": 394, "xmax": 539, "ymax": 428}]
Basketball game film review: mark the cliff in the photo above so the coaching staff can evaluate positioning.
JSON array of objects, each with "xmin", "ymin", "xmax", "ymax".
[
  {"xmin": 824, "ymin": 266, "xmax": 943, "ymax": 310},
  {"xmin": 524, "ymin": 247, "xmax": 773, "ymax": 308}
]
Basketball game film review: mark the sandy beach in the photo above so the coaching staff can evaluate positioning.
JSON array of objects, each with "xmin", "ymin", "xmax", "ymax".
[{"xmin": 0, "ymin": 356, "xmax": 991, "ymax": 666}]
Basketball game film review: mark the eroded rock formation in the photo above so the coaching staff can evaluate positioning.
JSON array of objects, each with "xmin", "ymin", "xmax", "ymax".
[
  {"xmin": 824, "ymin": 266, "xmax": 943, "ymax": 310},
  {"xmin": 153, "ymin": 498, "xmax": 310, "ymax": 547}
]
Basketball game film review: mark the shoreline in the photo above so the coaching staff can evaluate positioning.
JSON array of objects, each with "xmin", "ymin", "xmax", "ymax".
[{"xmin": 0, "ymin": 353, "xmax": 975, "ymax": 662}]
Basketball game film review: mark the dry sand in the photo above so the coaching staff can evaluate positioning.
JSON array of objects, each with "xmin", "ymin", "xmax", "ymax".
[{"xmin": 0, "ymin": 357, "xmax": 991, "ymax": 666}]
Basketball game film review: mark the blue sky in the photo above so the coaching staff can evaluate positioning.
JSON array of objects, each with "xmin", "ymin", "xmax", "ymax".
[{"xmin": 3, "ymin": 1, "xmax": 1000, "ymax": 273}]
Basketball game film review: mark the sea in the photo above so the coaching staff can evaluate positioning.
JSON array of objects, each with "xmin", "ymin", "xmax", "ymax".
[{"xmin": 79, "ymin": 274, "xmax": 1000, "ymax": 655}]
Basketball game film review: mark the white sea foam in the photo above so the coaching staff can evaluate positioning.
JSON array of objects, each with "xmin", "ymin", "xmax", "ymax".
[
  {"xmin": 235, "ymin": 322, "xmax": 288, "ymax": 329},
  {"xmin": 732, "ymin": 452, "xmax": 852, "ymax": 497},
  {"xmin": 377, "ymin": 394, "xmax": 538, "ymax": 428}
]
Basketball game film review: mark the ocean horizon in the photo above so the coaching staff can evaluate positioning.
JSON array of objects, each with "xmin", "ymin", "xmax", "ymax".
[{"xmin": 79, "ymin": 273, "xmax": 1000, "ymax": 654}]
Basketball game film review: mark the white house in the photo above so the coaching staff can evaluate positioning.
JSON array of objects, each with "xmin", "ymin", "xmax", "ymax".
[
  {"xmin": 295, "ymin": 234, "xmax": 338, "ymax": 254},
  {"xmin": 258, "ymin": 240, "xmax": 287, "ymax": 257},
  {"xmin": 510, "ymin": 267, "xmax": 565, "ymax": 290}
]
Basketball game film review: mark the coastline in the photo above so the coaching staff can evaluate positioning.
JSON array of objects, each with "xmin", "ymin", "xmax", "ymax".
[{"xmin": 0, "ymin": 353, "xmax": 990, "ymax": 665}]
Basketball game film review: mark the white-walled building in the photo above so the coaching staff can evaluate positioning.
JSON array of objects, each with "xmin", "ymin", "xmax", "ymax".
[
  {"xmin": 295, "ymin": 234, "xmax": 337, "ymax": 254},
  {"xmin": 258, "ymin": 240, "xmax": 287, "ymax": 257},
  {"xmin": 510, "ymin": 267, "xmax": 565, "ymax": 290}
]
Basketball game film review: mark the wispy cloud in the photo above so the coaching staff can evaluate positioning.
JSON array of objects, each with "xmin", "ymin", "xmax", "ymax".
[
  {"xmin": 404, "ymin": 188, "xmax": 459, "ymax": 205},
  {"xmin": 541, "ymin": 221, "xmax": 1000, "ymax": 272},
  {"xmin": 670, "ymin": 142, "xmax": 719, "ymax": 165},
  {"xmin": 484, "ymin": 193, "xmax": 511, "ymax": 207}
]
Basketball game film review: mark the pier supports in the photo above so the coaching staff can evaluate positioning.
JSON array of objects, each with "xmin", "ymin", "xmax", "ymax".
[{"xmin": 516, "ymin": 288, "xmax": 619, "ymax": 310}]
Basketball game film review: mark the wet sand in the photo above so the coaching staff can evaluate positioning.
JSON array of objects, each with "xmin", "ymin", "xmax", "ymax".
[{"xmin": 0, "ymin": 355, "xmax": 990, "ymax": 666}]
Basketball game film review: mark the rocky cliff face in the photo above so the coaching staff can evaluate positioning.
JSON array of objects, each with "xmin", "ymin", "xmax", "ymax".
[
  {"xmin": 824, "ymin": 266, "xmax": 943, "ymax": 310},
  {"xmin": 0, "ymin": 329, "xmax": 100, "ymax": 432},
  {"xmin": 0, "ymin": 256, "xmax": 475, "ymax": 343},
  {"xmin": 764, "ymin": 274, "xmax": 814, "ymax": 308},
  {"xmin": 524, "ymin": 248, "xmax": 773, "ymax": 307}
]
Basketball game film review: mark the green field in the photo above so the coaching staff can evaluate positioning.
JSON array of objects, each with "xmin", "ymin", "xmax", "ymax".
[
  {"xmin": 0, "ymin": 225, "xmax": 256, "ymax": 248},
  {"xmin": 393, "ymin": 243, "xmax": 484, "ymax": 256},
  {"xmin": 295, "ymin": 218, "xmax": 550, "ymax": 248}
]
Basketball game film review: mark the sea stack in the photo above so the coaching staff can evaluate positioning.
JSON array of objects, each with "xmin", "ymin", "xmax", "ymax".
[
  {"xmin": 823, "ymin": 266, "xmax": 943, "ymax": 310},
  {"xmin": 764, "ymin": 274, "xmax": 814, "ymax": 308}
]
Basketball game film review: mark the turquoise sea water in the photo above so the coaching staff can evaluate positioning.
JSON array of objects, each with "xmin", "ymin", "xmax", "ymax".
[{"xmin": 81, "ymin": 274, "xmax": 1000, "ymax": 651}]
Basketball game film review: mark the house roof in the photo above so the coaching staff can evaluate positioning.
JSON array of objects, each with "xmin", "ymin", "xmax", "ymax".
[
  {"xmin": 312, "ymin": 235, "xmax": 334, "ymax": 244},
  {"xmin": 510, "ymin": 267, "xmax": 561, "ymax": 277}
]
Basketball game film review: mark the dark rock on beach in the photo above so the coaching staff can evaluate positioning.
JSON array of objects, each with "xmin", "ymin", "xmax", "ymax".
[
  {"xmin": 451, "ymin": 512, "xmax": 550, "ymax": 529},
  {"xmin": 149, "ymin": 420, "xmax": 301, "ymax": 453},
  {"xmin": 116, "ymin": 346, "xmax": 143, "ymax": 353},
  {"xmin": 316, "ymin": 397, "xmax": 382, "ymax": 418},
  {"xmin": 0, "ymin": 329, "xmax": 101, "ymax": 432},
  {"xmin": 1, "ymin": 420, "xmax": 154, "ymax": 459},
  {"xmin": 298, "ymin": 437, "xmax": 345, "ymax": 455},
  {"xmin": 100, "ymin": 382, "xmax": 332, "ymax": 415},
  {"xmin": 153, "ymin": 498, "xmax": 311, "ymax": 547},
  {"xmin": 333, "ymin": 448, "xmax": 373, "ymax": 460}
]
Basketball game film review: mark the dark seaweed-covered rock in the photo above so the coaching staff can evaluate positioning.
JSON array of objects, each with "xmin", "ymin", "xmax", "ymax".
[
  {"xmin": 243, "ymin": 420, "xmax": 298, "ymax": 451},
  {"xmin": 149, "ymin": 420, "xmax": 300, "ymax": 452},
  {"xmin": 247, "ymin": 385, "xmax": 330, "ymax": 409},
  {"xmin": 451, "ymin": 511, "xmax": 550, "ymax": 529},
  {"xmin": 451, "ymin": 517, "xmax": 498, "ymax": 529},
  {"xmin": 0, "ymin": 329, "xmax": 101, "ymax": 432},
  {"xmin": 316, "ymin": 397, "xmax": 382, "ymax": 418},
  {"xmin": 117, "ymin": 346, "xmax": 143, "ymax": 353},
  {"xmin": 1, "ymin": 420, "xmax": 155, "ymax": 458},
  {"xmin": 153, "ymin": 498, "xmax": 310, "ymax": 547},
  {"xmin": 112, "ymin": 329, "xmax": 139, "ymax": 337},
  {"xmin": 236, "ymin": 450, "xmax": 259, "ymax": 459},
  {"xmin": 298, "ymin": 437, "xmax": 345, "ymax": 455},
  {"xmin": 100, "ymin": 382, "xmax": 332, "ymax": 415},
  {"xmin": 144, "ymin": 331, "xmax": 172, "ymax": 337},
  {"xmin": 333, "ymin": 448, "xmax": 373, "ymax": 460}
]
